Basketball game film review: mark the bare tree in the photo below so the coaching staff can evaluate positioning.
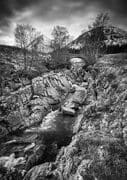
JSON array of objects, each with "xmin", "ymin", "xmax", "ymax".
[
  {"xmin": 14, "ymin": 24, "xmax": 41, "ymax": 71},
  {"xmin": 49, "ymin": 26, "xmax": 71, "ymax": 69},
  {"xmin": 28, "ymin": 34, "xmax": 44, "ymax": 71},
  {"xmin": 51, "ymin": 26, "xmax": 70, "ymax": 50}
]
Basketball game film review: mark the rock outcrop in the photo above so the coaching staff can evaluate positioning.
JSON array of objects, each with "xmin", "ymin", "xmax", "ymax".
[{"xmin": 0, "ymin": 71, "xmax": 72, "ymax": 137}]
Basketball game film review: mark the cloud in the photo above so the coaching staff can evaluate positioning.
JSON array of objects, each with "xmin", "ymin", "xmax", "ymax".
[
  {"xmin": 0, "ymin": 0, "xmax": 38, "ymax": 26},
  {"xmin": 0, "ymin": 0, "xmax": 127, "ymax": 26}
]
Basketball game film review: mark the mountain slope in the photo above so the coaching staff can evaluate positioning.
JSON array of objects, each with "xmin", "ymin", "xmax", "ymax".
[{"xmin": 68, "ymin": 26, "xmax": 127, "ymax": 52}]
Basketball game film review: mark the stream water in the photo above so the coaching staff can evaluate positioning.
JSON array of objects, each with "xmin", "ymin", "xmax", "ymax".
[{"xmin": 0, "ymin": 110, "xmax": 76, "ymax": 158}]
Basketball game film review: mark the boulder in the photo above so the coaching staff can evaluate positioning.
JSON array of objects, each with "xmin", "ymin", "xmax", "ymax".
[
  {"xmin": 24, "ymin": 163, "xmax": 57, "ymax": 180},
  {"xmin": 0, "ymin": 153, "xmax": 26, "ymax": 171},
  {"xmin": 25, "ymin": 145, "xmax": 46, "ymax": 171},
  {"xmin": 61, "ymin": 85, "xmax": 86, "ymax": 116},
  {"xmin": 62, "ymin": 106, "xmax": 75, "ymax": 116},
  {"xmin": 6, "ymin": 111, "xmax": 24, "ymax": 131}
]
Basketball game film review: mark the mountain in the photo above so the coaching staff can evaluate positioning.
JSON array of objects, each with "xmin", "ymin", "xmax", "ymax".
[{"xmin": 68, "ymin": 26, "xmax": 127, "ymax": 53}]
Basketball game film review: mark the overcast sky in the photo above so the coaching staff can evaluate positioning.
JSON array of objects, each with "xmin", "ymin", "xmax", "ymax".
[{"xmin": 0, "ymin": 0, "xmax": 127, "ymax": 45}]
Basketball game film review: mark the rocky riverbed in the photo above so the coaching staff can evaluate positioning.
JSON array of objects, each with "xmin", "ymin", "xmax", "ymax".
[{"xmin": 1, "ymin": 54, "xmax": 127, "ymax": 180}]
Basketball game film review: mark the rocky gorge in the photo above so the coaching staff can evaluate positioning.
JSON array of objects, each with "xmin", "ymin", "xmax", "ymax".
[{"xmin": 1, "ymin": 53, "xmax": 127, "ymax": 180}]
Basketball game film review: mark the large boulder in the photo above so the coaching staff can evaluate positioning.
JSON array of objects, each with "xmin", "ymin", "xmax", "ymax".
[
  {"xmin": 61, "ymin": 84, "xmax": 86, "ymax": 116},
  {"xmin": 24, "ymin": 163, "xmax": 58, "ymax": 180},
  {"xmin": 32, "ymin": 72, "xmax": 72, "ymax": 98},
  {"xmin": 0, "ymin": 153, "xmax": 25, "ymax": 171},
  {"xmin": 6, "ymin": 111, "xmax": 24, "ymax": 132}
]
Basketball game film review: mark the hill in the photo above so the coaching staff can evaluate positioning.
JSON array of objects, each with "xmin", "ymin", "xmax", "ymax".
[{"xmin": 68, "ymin": 26, "xmax": 127, "ymax": 54}]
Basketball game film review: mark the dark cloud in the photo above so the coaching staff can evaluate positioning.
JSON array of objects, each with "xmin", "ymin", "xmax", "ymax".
[
  {"xmin": 0, "ymin": 0, "xmax": 127, "ymax": 26},
  {"xmin": 0, "ymin": 0, "xmax": 41, "ymax": 27},
  {"xmin": 65, "ymin": 0, "xmax": 127, "ymax": 16}
]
